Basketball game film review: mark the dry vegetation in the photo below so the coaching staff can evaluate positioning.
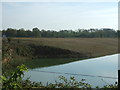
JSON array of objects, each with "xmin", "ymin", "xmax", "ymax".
[{"xmin": 14, "ymin": 38, "xmax": 118, "ymax": 57}]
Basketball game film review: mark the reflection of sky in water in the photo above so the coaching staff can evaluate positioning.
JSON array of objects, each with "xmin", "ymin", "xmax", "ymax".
[{"xmin": 24, "ymin": 54, "xmax": 118, "ymax": 87}]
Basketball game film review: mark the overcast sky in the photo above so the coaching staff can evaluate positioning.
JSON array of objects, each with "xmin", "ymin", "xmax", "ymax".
[{"xmin": 2, "ymin": 1, "xmax": 118, "ymax": 30}]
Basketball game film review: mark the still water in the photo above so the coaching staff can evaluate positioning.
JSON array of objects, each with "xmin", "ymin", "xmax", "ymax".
[{"xmin": 24, "ymin": 54, "xmax": 118, "ymax": 87}]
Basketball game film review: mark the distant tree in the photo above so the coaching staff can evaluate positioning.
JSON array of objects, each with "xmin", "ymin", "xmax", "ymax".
[
  {"xmin": 32, "ymin": 27, "xmax": 41, "ymax": 37},
  {"xmin": 25, "ymin": 30, "xmax": 32, "ymax": 37},
  {"xmin": 117, "ymin": 30, "xmax": 120, "ymax": 38},
  {"xmin": 2, "ymin": 28, "xmax": 118, "ymax": 38},
  {"xmin": 17, "ymin": 28, "xmax": 26, "ymax": 37},
  {"xmin": 5, "ymin": 28, "xmax": 17, "ymax": 37}
]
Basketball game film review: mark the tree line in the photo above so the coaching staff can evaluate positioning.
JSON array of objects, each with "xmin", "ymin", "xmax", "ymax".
[{"xmin": 1, "ymin": 28, "xmax": 119, "ymax": 38}]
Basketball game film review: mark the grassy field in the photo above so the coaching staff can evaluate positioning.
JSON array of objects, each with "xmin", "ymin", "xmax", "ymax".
[
  {"xmin": 14, "ymin": 38, "xmax": 118, "ymax": 57},
  {"xmin": 2, "ymin": 37, "xmax": 118, "ymax": 73},
  {"xmin": 24, "ymin": 58, "xmax": 82, "ymax": 69}
]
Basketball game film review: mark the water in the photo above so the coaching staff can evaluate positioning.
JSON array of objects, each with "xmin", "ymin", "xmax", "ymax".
[{"xmin": 24, "ymin": 54, "xmax": 118, "ymax": 87}]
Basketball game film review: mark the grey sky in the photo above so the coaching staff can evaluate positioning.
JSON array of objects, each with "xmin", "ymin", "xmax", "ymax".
[{"xmin": 2, "ymin": 2, "xmax": 118, "ymax": 30}]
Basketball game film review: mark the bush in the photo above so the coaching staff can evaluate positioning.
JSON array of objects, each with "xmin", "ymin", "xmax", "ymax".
[{"xmin": 1, "ymin": 64, "xmax": 28, "ymax": 90}]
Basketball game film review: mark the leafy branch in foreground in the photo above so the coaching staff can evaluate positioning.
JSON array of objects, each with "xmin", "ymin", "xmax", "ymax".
[{"xmin": 1, "ymin": 64, "xmax": 28, "ymax": 90}]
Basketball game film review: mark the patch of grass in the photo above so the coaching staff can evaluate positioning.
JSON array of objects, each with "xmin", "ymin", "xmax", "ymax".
[
  {"xmin": 14, "ymin": 38, "xmax": 118, "ymax": 57},
  {"xmin": 24, "ymin": 58, "xmax": 83, "ymax": 69},
  {"xmin": 2, "ymin": 55, "xmax": 28, "ymax": 74}
]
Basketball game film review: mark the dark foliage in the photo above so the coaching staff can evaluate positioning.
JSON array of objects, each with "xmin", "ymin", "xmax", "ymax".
[
  {"xmin": 2, "ymin": 28, "xmax": 118, "ymax": 38},
  {"xmin": 29, "ymin": 44, "xmax": 87, "ymax": 58}
]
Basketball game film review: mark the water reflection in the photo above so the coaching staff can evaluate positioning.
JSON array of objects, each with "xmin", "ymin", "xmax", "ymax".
[{"xmin": 24, "ymin": 54, "xmax": 118, "ymax": 87}]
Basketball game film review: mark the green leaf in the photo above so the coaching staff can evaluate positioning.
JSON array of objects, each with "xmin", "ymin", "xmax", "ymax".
[{"xmin": 0, "ymin": 76, "xmax": 7, "ymax": 81}]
